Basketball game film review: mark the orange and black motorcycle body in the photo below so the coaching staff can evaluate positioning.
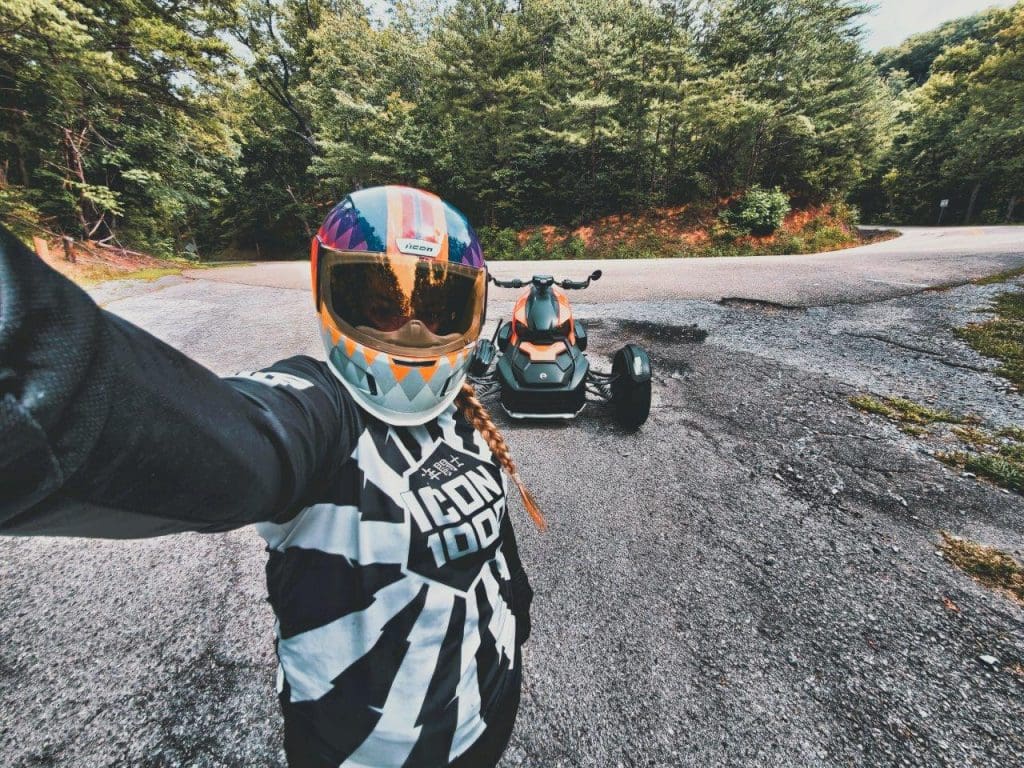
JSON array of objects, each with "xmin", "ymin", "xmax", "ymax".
[{"xmin": 497, "ymin": 275, "xmax": 589, "ymax": 418}]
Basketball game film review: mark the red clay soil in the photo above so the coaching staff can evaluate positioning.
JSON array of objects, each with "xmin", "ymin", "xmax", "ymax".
[
  {"xmin": 28, "ymin": 234, "xmax": 181, "ymax": 283},
  {"xmin": 519, "ymin": 203, "xmax": 861, "ymax": 254}
]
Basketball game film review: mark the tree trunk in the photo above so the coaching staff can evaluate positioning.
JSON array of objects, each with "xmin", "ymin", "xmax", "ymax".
[
  {"xmin": 62, "ymin": 126, "xmax": 99, "ymax": 237},
  {"xmin": 285, "ymin": 186, "xmax": 313, "ymax": 241},
  {"xmin": 1006, "ymin": 195, "xmax": 1018, "ymax": 223},
  {"xmin": 963, "ymin": 181, "xmax": 981, "ymax": 225}
]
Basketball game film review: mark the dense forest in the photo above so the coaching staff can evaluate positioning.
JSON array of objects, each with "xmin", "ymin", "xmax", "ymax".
[{"xmin": 1, "ymin": 0, "xmax": 1021, "ymax": 260}]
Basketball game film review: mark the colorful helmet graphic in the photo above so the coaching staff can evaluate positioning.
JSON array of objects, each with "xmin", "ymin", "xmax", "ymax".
[{"xmin": 312, "ymin": 186, "xmax": 487, "ymax": 425}]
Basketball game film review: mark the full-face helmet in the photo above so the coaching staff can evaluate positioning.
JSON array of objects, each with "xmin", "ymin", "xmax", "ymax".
[{"xmin": 311, "ymin": 186, "xmax": 487, "ymax": 425}]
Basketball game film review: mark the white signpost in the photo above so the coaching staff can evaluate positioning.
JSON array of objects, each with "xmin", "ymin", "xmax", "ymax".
[{"xmin": 938, "ymin": 198, "xmax": 950, "ymax": 225}]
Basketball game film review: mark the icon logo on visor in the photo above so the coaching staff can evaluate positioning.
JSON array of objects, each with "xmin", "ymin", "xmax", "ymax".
[{"xmin": 396, "ymin": 238, "xmax": 442, "ymax": 257}]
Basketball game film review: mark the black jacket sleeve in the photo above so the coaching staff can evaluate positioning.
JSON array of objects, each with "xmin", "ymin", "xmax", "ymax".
[{"xmin": 0, "ymin": 225, "xmax": 361, "ymax": 538}]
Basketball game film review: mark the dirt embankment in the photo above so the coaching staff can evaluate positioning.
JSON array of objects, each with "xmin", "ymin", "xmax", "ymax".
[
  {"xmin": 507, "ymin": 203, "xmax": 897, "ymax": 260},
  {"xmin": 22, "ymin": 233, "xmax": 196, "ymax": 284}
]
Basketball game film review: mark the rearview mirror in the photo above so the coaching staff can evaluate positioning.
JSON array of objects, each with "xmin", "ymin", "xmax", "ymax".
[{"xmin": 590, "ymin": 269, "xmax": 603, "ymax": 281}]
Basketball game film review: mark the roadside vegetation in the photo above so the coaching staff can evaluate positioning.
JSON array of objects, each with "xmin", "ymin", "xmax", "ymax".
[
  {"xmin": 955, "ymin": 290, "xmax": 1024, "ymax": 390},
  {"xmin": 848, "ymin": 394, "xmax": 970, "ymax": 436},
  {"xmin": 482, "ymin": 200, "xmax": 882, "ymax": 261},
  {"xmin": 850, "ymin": 395, "xmax": 1024, "ymax": 493},
  {"xmin": 2, "ymin": 1, "xmax": 1022, "ymax": 263},
  {"xmin": 28, "ymin": 234, "xmax": 203, "ymax": 285},
  {"xmin": 939, "ymin": 533, "xmax": 1024, "ymax": 605}
]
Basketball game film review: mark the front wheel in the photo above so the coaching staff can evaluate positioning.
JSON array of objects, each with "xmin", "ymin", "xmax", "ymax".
[{"xmin": 611, "ymin": 344, "xmax": 652, "ymax": 428}]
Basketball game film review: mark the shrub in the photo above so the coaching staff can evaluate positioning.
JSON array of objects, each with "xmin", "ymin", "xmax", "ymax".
[
  {"xmin": 519, "ymin": 231, "xmax": 550, "ymax": 261},
  {"xmin": 479, "ymin": 229, "xmax": 589, "ymax": 261},
  {"xmin": 721, "ymin": 185, "xmax": 791, "ymax": 236},
  {"xmin": 562, "ymin": 235, "xmax": 586, "ymax": 259},
  {"xmin": 477, "ymin": 226, "xmax": 519, "ymax": 261},
  {"xmin": 0, "ymin": 186, "xmax": 47, "ymax": 240},
  {"xmin": 806, "ymin": 225, "xmax": 850, "ymax": 252}
]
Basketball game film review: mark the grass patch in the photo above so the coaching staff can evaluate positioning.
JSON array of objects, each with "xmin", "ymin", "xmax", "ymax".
[
  {"xmin": 849, "ymin": 394, "xmax": 966, "ymax": 433},
  {"xmin": 951, "ymin": 425, "xmax": 998, "ymax": 446},
  {"xmin": 935, "ymin": 422, "xmax": 1024, "ymax": 494},
  {"xmin": 938, "ymin": 451, "xmax": 1024, "ymax": 493},
  {"xmin": 76, "ymin": 265, "xmax": 187, "ymax": 286},
  {"xmin": 852, "ymin": 391, "xmax": 1024, "ymax": 495},
  {"xmin": 997, "ymin": 425, "xmax": 1024, "ymax": 441},
  {"xmin": 971, "ymin": 264, "xmax": 1024, "ymax": 286},
  {"xmin": 955, "ymin": 290, "xmax": 1024, "ymax": 389},
  {"xmin": 939, "ymin": 532, "xmax": 1024, "ymax": 604}
]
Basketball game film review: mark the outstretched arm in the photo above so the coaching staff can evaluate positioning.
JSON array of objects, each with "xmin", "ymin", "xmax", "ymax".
[{"xmin": 0, "ymin": 226, "xmax": 361, "ymax": 538}]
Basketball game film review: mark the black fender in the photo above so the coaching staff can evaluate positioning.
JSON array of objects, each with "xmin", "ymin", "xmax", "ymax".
[
  {"xmin": 612, "ymin": 343, "xmax": 651, "ymax": 384},
  {"xmin": 470, "ymin": 339, "xmax": 497, "ymax": 376},
  {"xmin": 496, "ymin": 321, "xmax": 513, "ymax": 352},
  {"xmin": 575, "ymin": 320, "xmax": 588, "ymax": 352},
  {"xmin": 610, "ymin": 344, "xmax": 652, "ymax": 428}
]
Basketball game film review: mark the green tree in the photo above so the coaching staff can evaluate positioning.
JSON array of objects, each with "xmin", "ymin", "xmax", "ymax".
[
  {"xmin": 874, "ymin": 3, "xmax": 1023, "ymax": 224},
  {"xmin": 0, "ymin": 0, "xmax": 236, "ymax": 253}
]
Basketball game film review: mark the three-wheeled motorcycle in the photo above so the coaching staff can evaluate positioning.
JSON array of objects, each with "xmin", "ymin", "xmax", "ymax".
[{"xmin": 469, "ymin": 270, "xmax": 652, "ymax": 428}]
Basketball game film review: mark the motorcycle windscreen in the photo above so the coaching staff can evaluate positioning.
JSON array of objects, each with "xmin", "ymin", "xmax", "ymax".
[{"xmin": 318, "ymin": 247, "xmax": 486, "ymax": 358}]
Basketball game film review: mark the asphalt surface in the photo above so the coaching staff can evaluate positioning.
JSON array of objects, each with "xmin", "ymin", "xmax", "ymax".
[{"xmin": 2, "ymin": 226, "xmax": 1023, "ymax": 767}]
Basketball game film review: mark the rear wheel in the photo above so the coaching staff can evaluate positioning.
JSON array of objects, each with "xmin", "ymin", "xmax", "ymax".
[{"xmin": 611, "ymin": 344, "xmax": 652, "ymax": 428}]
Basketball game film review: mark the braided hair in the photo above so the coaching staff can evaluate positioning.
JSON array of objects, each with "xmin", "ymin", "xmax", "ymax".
[{"xmin": 455, "ymin": 382, "xmax": 547, "ymax": 531}]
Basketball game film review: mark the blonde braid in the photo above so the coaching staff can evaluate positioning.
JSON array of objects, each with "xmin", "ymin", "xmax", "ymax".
[{"xmin": 456, "ymin": 382, "xmax": 547, "ymax": 531}]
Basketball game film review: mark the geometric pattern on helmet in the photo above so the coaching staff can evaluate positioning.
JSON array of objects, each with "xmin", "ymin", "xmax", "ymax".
[
  {"xmin": 323, "ymin": 326, "xmax": 475, "ymax": 421},
  {"xmin": 317, "ymin": 185, "xmax": 485, "ymax": 268}
]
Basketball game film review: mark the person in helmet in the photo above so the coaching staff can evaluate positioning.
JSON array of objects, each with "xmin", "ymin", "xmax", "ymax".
[{"xmin": 0, "ymin": 186, "xmax": 539, "ymax": 768}]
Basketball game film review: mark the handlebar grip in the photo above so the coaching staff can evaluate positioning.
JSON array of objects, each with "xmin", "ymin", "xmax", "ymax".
[{"xmin": 491, "ymin": 277, "xmax": 524, "ymax": 288}]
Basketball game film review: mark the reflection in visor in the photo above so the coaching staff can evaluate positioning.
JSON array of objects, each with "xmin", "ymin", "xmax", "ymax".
[{"xmin": 320, "ymin": 249, "xmax": 485, "ymax": 353}]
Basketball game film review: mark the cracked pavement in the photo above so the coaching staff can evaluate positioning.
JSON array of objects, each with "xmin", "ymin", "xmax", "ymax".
[{"xmin": 2, "ymin": 228, "xmax": 1023, "ymax": 767}]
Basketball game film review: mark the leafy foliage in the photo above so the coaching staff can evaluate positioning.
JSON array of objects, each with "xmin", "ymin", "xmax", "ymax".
[
  {"xmin": 1, "ymin": 0, "xmax": 1018, "ymax": 258},
  {"xmin": 721, "ymin": 186, "xmax": 791, "ymax": 235},
  {"xmin": 861, "ymin": 2, "xmax": 1024, "ymax": 225},
  {"xmin": 0, "ymin": 0, "xmax": 236, "ymax": 255}
]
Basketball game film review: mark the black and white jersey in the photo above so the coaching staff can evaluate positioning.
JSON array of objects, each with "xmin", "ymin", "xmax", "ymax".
[
  {"xmin": 0, "ymin": 227, "xmax": 532, "ymax": 768},
  {"xmin": 243, "ymin": 369, "xmax": 522, "ymax": 767}
]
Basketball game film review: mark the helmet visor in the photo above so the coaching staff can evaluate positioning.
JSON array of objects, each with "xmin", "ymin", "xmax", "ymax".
[{"xmin": 318, "ymin": 246, "xmax": 486, "ymax": 358}]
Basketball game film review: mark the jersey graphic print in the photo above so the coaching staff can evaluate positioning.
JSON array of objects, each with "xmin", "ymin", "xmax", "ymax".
[
  {"xmin": 257, "ymin": 406, "xmax": 517, "ymax": 768},
  {"xmin": 404, "ymin": 445, "xmax": 505, "ymax": 592}
]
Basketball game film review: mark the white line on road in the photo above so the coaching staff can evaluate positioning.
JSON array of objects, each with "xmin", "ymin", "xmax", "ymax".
[{"xmin": 863, "ymin": 279, "xmax": 931, "ymax": 288}]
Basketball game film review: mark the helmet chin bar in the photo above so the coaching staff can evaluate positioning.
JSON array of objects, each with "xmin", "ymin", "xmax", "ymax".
[
  {"xmin": 325, "ymin": 355, "xmax": 466, "ymax": 426},
  {"xmin": 320, "ymin": 326, "xmax": 475, "ymax": 426}
]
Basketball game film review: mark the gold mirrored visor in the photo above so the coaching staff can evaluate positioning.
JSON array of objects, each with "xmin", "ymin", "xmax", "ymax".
[{"xmin": 318, "ymin": 247, "xmax": 486, "ymax": 358}]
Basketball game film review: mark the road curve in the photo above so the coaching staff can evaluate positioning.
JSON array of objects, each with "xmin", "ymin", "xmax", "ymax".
[{"xmin": 185, "ymin": 226, "xmax": 1024, "ymax": 307}]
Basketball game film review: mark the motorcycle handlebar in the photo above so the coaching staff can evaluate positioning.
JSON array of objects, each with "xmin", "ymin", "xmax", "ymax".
[
  {"xmin": 560, "ymin": 269, "xmax": 602, "ymax": 289},
  {"xmin": 489, "ymin": 277, "xmax": 526, "ymax": 289},
  {"xmin": 489, "ymin": 270, "xmax": 602, "ymax": 290}
]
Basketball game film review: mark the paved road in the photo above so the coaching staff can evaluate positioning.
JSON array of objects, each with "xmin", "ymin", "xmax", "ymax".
[
  {"xmin": 184, "ymin": 226, "xmax": 1024, "ymax": 306},
  {"xmin": 2, "ymin": 227, "xmax": 1023, "ymax": 767}
]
